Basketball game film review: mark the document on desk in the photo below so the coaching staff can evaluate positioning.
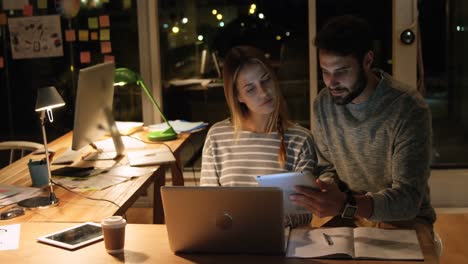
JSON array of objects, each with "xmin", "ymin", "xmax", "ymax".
[
  {"xmin": 114, "ymin": 121, "xmax": 144, "ymax": 136},
  {"xmin": 93, "ymin": 136, "xmax": 146, "ymax": 151},
  {"xmin": 52, "ymin": 148, "xmax": 83, "ymax": 165},
  {"xmin": 0, "ymin": 224, "xmax": 20, "ymax": 251},
  {"xmin": 52, "ymin": 166, "xmax": 155, "ymax": 190},
  {"xmin": 0, "ymin": 187, "xmax": 19, "ymax": 200},
  {"xmin": 0, "ymin": 185, "xmax": 42, "ymax": 208},
  {"xmin": 127, "ymin": 149, "xmax": 176, "ymax": 167},
  {"xmin": 169, "ymin": 78, "xmax": 212, "ymax": 87},
  {"xmin": 286, "ymin": 227, "xmax": 423, "ymax": 260},
  {"xmin": 149, "ymin": 120, "xmax": 208, "ymax": 134}
]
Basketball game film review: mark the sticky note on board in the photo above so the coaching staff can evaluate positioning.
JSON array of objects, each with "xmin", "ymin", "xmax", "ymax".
[
  {"xmin": 100, "ymin": 41, "xmax": 112, "ymax": 54},
  {"xmin": 104, "ymin": 55, "xmax": 115, "ymax": 62},
  {"xmin": 90, "ymin": 31, "xmax": 98, "ymax": 40},
  {"xmin": 0, "ymin": 57, "xmax": 4, "ymax": 68},
  {"xmin": 78, "ymin": 30, "xmax": 89, "ymax": 41},
  {"xmin": 37, "ymin": 0, "xmax": 48, "ymax": 9},
  {"xmin": 100, "ymin": 29, "xmax": 110, "ymax": 41},
  {"xmin": 123, "ymin": 0, "xmax": 132, "ymax": 9},
  {"xmin": 65, "ymin": 30, "xmax": 76, "ymax": 42},
  {"xmin": 88, "ymin": 17, "xmax": 99, "ymax": 29},
  {"xmin": 3, "ymin": 0, "xmax": 29, "ymax": 10},
  {"xmin": 99, "ymin": 15, "xmax": 110, "ymax": 27},
  {"xmin": 0, "ymin": 14, "xmax": 7, "ymax": 25},
  {"xmin": 23, "ymin": 4, "xmax": 33, "ymax": 16},
  {"xmin": 80, "ymin": 51, "xmax": 91, "ymax": 64}
]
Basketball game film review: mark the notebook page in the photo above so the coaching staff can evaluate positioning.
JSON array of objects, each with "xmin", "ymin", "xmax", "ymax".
[
  {"xmin": 286, "ymin": 227, "xmax": 354, "ymax": 258},
  {"xmin": 353, "ymin": 227, "xmax": 424, "ymax": 260}
]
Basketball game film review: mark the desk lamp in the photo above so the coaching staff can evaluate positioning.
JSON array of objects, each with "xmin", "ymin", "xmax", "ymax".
[
  {"xmin": 18, "ymin": 86, "xmax": 65, "ymax": 209},
  {"xmin": 114, "ymin": 68, "xmax": 177, "ymax": 141}
]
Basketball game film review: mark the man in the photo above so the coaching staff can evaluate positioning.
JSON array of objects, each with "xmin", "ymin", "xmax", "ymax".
[{"xmin": 290, "ymin": 15, "xmax": 436, "ymax": 228}]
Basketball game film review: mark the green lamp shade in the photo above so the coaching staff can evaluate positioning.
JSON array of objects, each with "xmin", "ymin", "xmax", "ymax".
[{"xmin": 114, "ymin": 68, "xmax": 177, "ymax": 141}]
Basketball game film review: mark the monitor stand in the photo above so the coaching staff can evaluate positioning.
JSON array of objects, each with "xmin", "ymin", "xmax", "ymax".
[{"xmin": 82, "ymin": 107, "xmax": 125, "ymax": 161}]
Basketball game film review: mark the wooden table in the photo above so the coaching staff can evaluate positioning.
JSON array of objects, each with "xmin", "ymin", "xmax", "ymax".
[
  {"xmin": 0, "ymin": 130, "xmax": 190, "ymax": 224},
  {"xmin": 434, "ymin": 213, "xmax": 468, "ymax": 263},
  {"xmin": 0, "ymin": 222, "xmax": 438, "ymax": 264}
]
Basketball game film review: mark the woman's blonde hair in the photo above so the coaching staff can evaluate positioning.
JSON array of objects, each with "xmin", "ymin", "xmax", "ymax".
[{"xmin": 222, "ymin": 46, "xmax": 289, "ymax": 166}]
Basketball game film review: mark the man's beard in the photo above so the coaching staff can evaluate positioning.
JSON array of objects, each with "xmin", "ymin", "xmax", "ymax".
[{"xmin": 329, "ymin": 69, "xmax": 367, "ymax": 105}]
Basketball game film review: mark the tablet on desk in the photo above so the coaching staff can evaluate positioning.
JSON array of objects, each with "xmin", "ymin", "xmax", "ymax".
[
  {"xmin": 256, "ymin": 171, "xmax": 319, "ymax": 215},
  {"xmin": 37, "ymin": 222, "xmax": 103, "ymax": 250}
]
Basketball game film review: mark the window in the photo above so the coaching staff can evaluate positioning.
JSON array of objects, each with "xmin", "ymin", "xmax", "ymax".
[
  {"xmin": 420, "ymin": 0, "xmax": 468, "ymax": 167},
  {"xmin": 158, "ymin": 0, "xmax": 310, "ymax": 127}
]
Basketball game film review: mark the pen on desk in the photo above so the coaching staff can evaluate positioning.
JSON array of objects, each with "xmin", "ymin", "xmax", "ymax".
[{"xmin": 323, "ymin": 232, "xmax": 334, "ymax": 246}]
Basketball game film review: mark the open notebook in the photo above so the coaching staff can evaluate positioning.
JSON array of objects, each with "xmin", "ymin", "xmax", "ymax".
[{"xmin": 286, "ymin": 227, "xmax": 423, "ymax": 260}]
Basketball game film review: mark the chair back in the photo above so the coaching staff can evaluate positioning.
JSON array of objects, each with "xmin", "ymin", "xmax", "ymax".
[{"xmin": 0, "ymin": 141, "xmax": 44, "ymax": 165}]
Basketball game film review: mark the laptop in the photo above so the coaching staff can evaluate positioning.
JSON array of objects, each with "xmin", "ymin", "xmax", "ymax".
[{"xmin": 161, "ymin": 186, "xmax": 285, "ymax": 254}]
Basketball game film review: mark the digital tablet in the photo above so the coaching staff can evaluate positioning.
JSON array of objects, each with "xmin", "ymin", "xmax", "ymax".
[
  {"xmin": 37, "ymin": 222, "xmax": 103, "ymax": 250},
  {"xmin": 256, "ymin": 171, "xmax": 319, "ymax": 214}
]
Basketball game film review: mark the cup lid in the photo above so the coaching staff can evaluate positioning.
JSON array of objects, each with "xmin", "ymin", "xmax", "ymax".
[{"xmin": 101, "ymin": 215, "xmax": 126, "ymax": 227}]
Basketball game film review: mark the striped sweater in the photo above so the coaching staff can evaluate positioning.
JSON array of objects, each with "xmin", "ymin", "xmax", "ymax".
[{"xmin": 200, "ymin": 119, "xmax": 317, "ymax": 227}]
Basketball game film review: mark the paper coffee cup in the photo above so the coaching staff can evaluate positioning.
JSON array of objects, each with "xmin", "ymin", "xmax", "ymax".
[{"xmin": 101, "ymin": 216, "xmax": 126, "ymax": 254}]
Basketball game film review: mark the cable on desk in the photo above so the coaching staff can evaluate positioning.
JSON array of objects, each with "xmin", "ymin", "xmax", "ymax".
[
  {"xmin": 51, "ymin": 180, "xmax": 127, "ymax": 221},
  {"xmin": 126, "ymin": 135, "xmax": 186, "ymax": 183},
  {"xmin": 127, "ymin": 135, "xmax": 175, "ymax": 153}
]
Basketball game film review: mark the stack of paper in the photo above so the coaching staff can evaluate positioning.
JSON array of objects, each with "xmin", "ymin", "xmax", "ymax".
[
  {"xmin": 0, "ymin": 185, "xmax": 42, "ymax": 208},
  {"xmin": 115, "ymin": 121, "xmax": 144, "ymax": 136},
  {"xmin": 0, "ymin": 187, "xmax": 19, "ymax": 200},
  {"xmin": 149, "ymin": 120, "xmax": 208, "ymax": 133}
]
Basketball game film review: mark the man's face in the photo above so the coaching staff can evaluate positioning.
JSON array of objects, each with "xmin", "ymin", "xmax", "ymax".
[{"xmin": 319, "ymin": 50, "xmax": 368, "ymax": 105}]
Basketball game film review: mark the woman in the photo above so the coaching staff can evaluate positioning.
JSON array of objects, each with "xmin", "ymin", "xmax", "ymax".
[{"xmin": 200, "ymin": 46, "xmax": 316, "ymax": 226}]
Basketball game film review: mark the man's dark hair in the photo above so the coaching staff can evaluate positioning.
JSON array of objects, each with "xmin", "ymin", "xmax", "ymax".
[{"xmin": 314, "ymin": 15, "xmax": 373, "ymax": 62}]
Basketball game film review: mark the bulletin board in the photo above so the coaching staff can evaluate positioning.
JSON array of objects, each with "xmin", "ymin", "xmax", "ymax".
[{"xmin": 0, "ymin": 0, "xmax": 138, "ymax": 140}]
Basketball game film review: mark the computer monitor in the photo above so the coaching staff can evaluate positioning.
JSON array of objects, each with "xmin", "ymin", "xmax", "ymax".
[
  {"xmin": 199, "ymin": 49, "xmax": 222, "ymax": 80},
  {"xmin": 72, "ymin": 61, "xmax": 124, "ymax": 160}
]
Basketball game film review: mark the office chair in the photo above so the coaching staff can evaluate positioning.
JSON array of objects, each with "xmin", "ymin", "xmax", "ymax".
[{"xmin": 0, "ymin": 141, "xmax": 44, "ymax": 165}]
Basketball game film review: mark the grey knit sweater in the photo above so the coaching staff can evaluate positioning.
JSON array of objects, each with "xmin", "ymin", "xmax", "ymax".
[{"xmin": 311, "ymin": 69, "xmax": 436, "ymax": 224}]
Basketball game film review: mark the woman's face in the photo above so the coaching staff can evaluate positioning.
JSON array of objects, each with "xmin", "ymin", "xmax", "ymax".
[{"xmin": 235, "ymin": 63, "xmax": 276, "ymax": 115}]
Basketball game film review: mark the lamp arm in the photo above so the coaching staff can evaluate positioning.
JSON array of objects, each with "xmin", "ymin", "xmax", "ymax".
[
  {"xmin": 137, "ymin": 78, "xmax": 175, "ymax": 130},
  {"xmin": 39, "ymin": 111, "xmax": 58, "ymax": 204}
]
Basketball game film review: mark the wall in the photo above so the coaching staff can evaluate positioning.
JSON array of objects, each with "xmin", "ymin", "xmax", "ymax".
[{"xmin": 429, "ymin": 169, "xmax": 468, "ymax": 208}]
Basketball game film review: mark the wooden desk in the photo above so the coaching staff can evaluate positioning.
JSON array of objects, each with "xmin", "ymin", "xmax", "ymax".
[
  {"xmin": 0, "ymin": 222, "xmax": 438, "ymax": 264},
  {"xmin": 434, "ymin": 213, "xmax": 468, "ymax": 263},
  {"xmin": 0, "ymin": 130, "xmax": 190, "ymax": 224}
]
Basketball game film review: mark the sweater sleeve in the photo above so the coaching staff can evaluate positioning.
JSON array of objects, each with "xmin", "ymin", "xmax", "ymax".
[{"xmin": 368, "ymin": 106, "xmax": 432, "ymax": 221}]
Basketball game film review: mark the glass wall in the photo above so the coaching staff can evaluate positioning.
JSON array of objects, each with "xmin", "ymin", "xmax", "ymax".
[
  {"xmin": 420, "ymin": 0, "xmax": 468, "ymax": 167},
  {"xmin": 158, "ymin": 0, "xmax": 310, "ymax": 127}
]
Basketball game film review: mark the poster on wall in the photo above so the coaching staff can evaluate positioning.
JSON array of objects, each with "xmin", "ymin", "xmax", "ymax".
[
  {"xmin": 2, "ymin": 0, "xmax": 29, "ymax": 10},
  {"xmin": 8, "ymin": 15, "xmax": 63, "ymax": 59}
]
